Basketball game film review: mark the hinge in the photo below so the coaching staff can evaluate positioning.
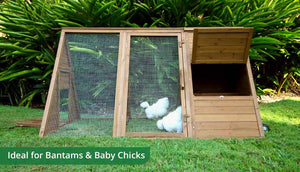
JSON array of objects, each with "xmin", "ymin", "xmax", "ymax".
[
  {"xmin": 179, "ymin": 41, "xmax": 184, "ymax": 48},
  {"xmin": 183, "ymin": 114, "xmax": 190, "ymax": 123}
]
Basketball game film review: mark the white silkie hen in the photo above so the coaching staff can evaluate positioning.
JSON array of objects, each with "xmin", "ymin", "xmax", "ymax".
[
  {"xmin": 140, "ymin": 97, "xmax": 169, "ymax": 119},
  {"xmin": 157, "ymin": 106, "xmax": 182, "ymax": 133}
]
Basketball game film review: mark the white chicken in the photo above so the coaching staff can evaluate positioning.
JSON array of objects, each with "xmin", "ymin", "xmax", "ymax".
[
  {"xmin": 140, "ymin": 97, "xmax": 169, "ymax": 119},
  {"xmin": 157, "ymin": 106, "xmax": 182, "ymax": 133}
]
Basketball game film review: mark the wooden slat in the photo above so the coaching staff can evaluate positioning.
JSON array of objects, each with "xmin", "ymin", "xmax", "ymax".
[
  {"xmin": 197, "ymin": 38, "xmax": 247, "ymax": 46},
  {"xmin": 195, "ymin": 52, "xmax": 245, "ymax": 61},
  {"xmin": 195, "ymin": 121, "xmax": 258, "ymax": 130},
  {"xmin": 197, "ymin": 33, "xmax": 249, "ymax": 39},
  {"xmin": 183, "ymin": 31, "xmax": 194, "ymax": 137},
  {"xmin": 194, "ymin": 93, "xmax": 250, "ymax": 96},
  {"xmin": 194, "ymin": 114, "xmax": 257, "ymax": 121},
  {"xmin": 121, "ymin": 33, "xmax": 131, "ymax": 136},
  {"xmin": 122, "ymin": 32, "xmax": 184, "ymax": 36},
  {"xmin": 186, "ymin": 31, "xmax": 194, "ymax": 64},
  {"xmin": 16, "ymin": 119, "xmax": 42, "ymax": 127},
  {"xmin": 126, "ymin": 132, "xmax": 185, "ymax": 138},
  {"xmin": 113, "ymin": 31, "xmax": 127, "ymax": 137},
  {"xmin": 195, "ymin": 129, "xmax": 260, "ymax": 138},
  {"xmin": 247, "ymin": 59, "xmax": 264, "ymax": 137},
  {"xmin": 62, "ymin": 27, "xmax": 184, "ymax": 32},
  {"xmin": 193, "ymin": 60, "xmax": 244, "ymax": 64},
  {"xmin": 191, "ymin": 27, "xmax": 249, "ymax": 32},
  {"xmin": 192, "ymin": 28, "xmax": 254, "ymax": 64},
  {"xmin": 193, "ymin": 96, "xmax": 253, "ymax": 101},
  {"xmin": 197, "ymin": 45, "xmax": 246, "ymax": 53},
  {"xmin": 62, "ymin": 28, "xmax": 184, "ymax": 34},
  {"xmin": 194, "ymin": 106, "xmax": 255, "ymax": 114},
  {"xmin": 194, "ymin": 100, "xmax": 253, "ymax": 107},
  {"xmin": 178, "ymin": 32, "xmax": 188, "ymax": 137}
]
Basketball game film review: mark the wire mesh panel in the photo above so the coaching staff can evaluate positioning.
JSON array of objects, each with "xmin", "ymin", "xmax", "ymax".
[
  {"xmin": 126, "ymin": 36, "xmax": 182, "ymax": 133},
  {"xmin": 59, "ymin": 88, "xmax": 69, "ymax": 122},
  {"xmin": 50, "ymin": 33, "xmax": 119, "ymax": 136}
]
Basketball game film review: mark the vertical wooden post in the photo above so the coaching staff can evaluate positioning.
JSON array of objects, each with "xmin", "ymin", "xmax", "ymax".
[
  {"xmin": 113, "ymin": 31, "xmax": 128, "ymax": 136},
  {"xmin": 182, "ymin": 29, "xmax": 195, "ymax": 137},
  {"xmin": 177, "ymin": 32, "xmax": 189, "ymax": 137}
]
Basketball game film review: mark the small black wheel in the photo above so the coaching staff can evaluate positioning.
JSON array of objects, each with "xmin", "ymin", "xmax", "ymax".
[{"xmin": 263, "ymin": 123, "xmax": 270, "ymax": 133}]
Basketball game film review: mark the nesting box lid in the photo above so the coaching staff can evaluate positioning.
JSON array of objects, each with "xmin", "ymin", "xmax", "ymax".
[{"xmin": 192, "ymin": 27, "xmax": 253, "ymax": 64}]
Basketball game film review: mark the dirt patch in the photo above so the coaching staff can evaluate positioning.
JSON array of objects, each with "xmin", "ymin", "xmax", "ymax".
[{"xmin": 258, "ymin": 92, "xmax": 299, "ymax": 103}]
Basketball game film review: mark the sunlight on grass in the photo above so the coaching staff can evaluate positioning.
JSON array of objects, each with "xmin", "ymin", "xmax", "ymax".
[
  {"xmin": 0, "ymin": 98, "xmax": 299, "ymax": 171},
  {"xmin": 260, "ymin": 98, "xmax": 300, "ymax": 126}
]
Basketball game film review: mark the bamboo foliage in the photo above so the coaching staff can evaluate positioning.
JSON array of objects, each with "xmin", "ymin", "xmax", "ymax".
[{"xmin": 0, "ymin": 0, "xmax": 299, "ymax": 106}]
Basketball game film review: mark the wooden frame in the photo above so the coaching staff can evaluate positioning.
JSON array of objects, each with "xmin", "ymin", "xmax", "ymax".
[
  {"xmin": 192, "ymin": 27, "xmax": 253, "ymax": 64},
  {"xmin": 121, "ymin": 31, "xmax": 188, "ymax": 138},
  {"xmin": 40, "ymin": 27, "xmax": 264, "ymax": 139},
  {"xmin": 189, "ymin": 27, "xmax": 264, "ymax": 138}
]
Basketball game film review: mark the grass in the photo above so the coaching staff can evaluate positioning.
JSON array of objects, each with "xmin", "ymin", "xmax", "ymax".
[
  {"xmin": 0, "ymin": 98, "xmax": 299, "ymax": 171},
  {"xmin": 53, "ymin": 114, "xmax": 162, "ymax": 136},
  {"xmin": 49, "ymin": 119, "xmax": 114, "ymax": 137}
]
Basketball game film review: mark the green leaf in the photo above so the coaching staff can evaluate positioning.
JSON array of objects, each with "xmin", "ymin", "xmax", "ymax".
[
  {"xmin": 69, "ymin": 46, "xmax": 98, "ymax": 55},
  {"xmin": 92, "ymin": 81, "xmax": 112, "ymax": 97},
  {"xmin": 19, "ymin": 89, "xmax": 42, "ymax": 107},
  {"xmin": 0, "ymin": 68, "xmax": 41, "ymax": 82},
  {"xmin": 55, "ymin": 19, "xmax": 84, "ymax": 27},
  {"xmin": 94, "ymin": 1, "xmax": 116, "ymax": 18},
  {"xmin": 157, "ymin": 71, "xmax": 164, "ymax": 84},
  {"xmin": 257, "ymin": 49, "xmax": 277, "ymax": 60},
  {"xmin": 0, "ymin": 43, "xmax": 39, "ymax": 53},
  {"xmin": 252, "ymin": 37, "xmax": 284, "ymax": 45},
  {"xmin": 240, "ymin": 7, "xmax": 271, "ymax": 20},
  {"xmin": 1, "ymin": 30, "xmax": 35, "ymax": 39}
]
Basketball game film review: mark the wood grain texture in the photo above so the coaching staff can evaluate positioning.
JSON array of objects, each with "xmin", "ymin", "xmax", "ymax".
[
  {"xmin": 194, "ymin": 114, "xmax": 257, "ymax": 121},
  {"xmin": 195, "ymin": 129, "xmax": 260, "ymax": 138},
  {"xmin": 194, "ymin": 100, "xmax": 253, "ymax": 107},
  {"xmin": 194, "ymin": 106, "xmax": 255, "ymax": 114},
  {"xmin": 192, "ymin": 28, "xmax": 253, "ymax": 64},
  {"xmin": 194, "ymin": 96, "xmax": 253, "ymax": 101},
  {"xmin": 197, "ymin": 38, "xmax": 247, "ymax": 46},
  {"xmin": 247, "ymin": 59, "xmax": 265, "ymax": 137},
  {"xmin": 39, "ymin": 31, "xmax": 66, "ymax": 137},
  {"xmin": 178, "ymin": 32, "xmax": 188, "ymax": 137},
  {"xmin": 182, "ymin": 31, "xmax": 194, "ymax": 137},
  {"xmin": 195, "ymin": 121, "xmax": 258, "ymax": 130},
  {"xmin": 113, "ymin": 31, "xmax": 128, "ymax": 136}
]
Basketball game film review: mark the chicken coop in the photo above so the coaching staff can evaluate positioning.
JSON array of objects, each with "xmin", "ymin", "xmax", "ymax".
[{"xmin": 40, "ymin": 27, "xmax": 264, "ymax": 138}]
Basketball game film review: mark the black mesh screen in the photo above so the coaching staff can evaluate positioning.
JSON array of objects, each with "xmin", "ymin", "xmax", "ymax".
[
  {"xmin": 126, "ymin": 36, "xmax": 182, "ymax": 133},
  {"xmin": 52, "ymin": 33, "xmax": 119, "ymax": 136}
]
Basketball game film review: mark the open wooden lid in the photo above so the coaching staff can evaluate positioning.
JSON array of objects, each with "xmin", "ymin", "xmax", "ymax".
[{"xmin": 192, "ymin": 27, "xmax": 253, "ymax": 64}]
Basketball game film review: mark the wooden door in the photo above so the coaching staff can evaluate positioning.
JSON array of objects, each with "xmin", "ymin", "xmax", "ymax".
[{"xmin": 114, "ymin": 30, "xmax": 188, "ymax": 138}]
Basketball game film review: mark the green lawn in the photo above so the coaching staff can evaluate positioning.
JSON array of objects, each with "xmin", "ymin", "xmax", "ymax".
[{"xmin": 0, "ymin": 98, "xmax": 299, "ymax": 171}]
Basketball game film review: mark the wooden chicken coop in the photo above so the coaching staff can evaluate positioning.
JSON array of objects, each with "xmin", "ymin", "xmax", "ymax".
[{"xmin": 40, "ymin": 27, "xmax": 264, "ymax": 138}]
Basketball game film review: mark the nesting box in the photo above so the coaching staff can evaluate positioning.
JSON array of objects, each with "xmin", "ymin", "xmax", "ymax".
[{"xmin": 40, "ymin": 27, "xmax": 264, "ymax": 138}]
